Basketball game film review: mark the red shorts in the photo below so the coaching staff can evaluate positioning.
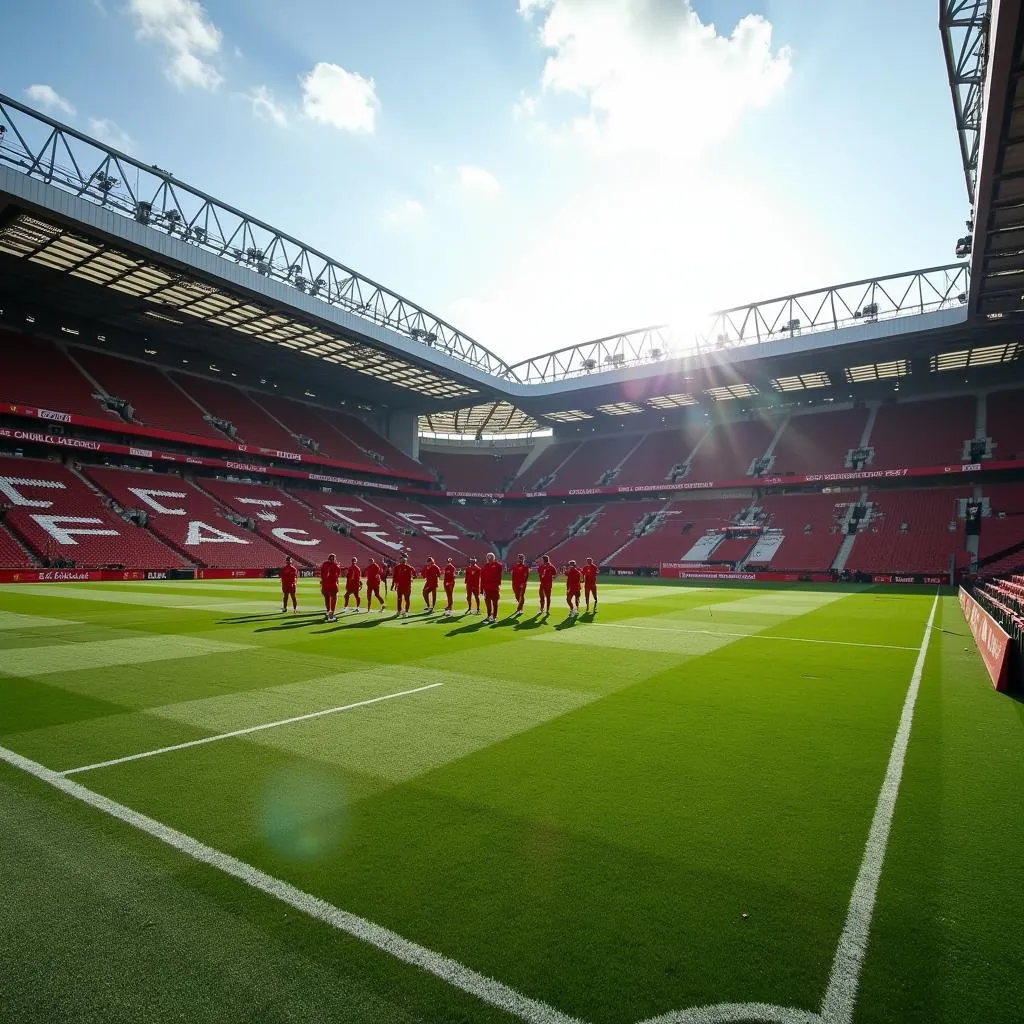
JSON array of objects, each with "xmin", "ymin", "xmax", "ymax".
[
  {"xmin": 396, "ymin": 587, "xmax": 411, "ymax": 599},
  {"xmin": 282, "ymin": 585, "xmax": 296, "ymax": 596},
  {"xmin": 484, "ymin": 588, "xmax": 500, "ymax": 601},
  {"xmin": 345, "ymin": 585, "xmax": 360, "ymax": 596},
  {"xmin": 467, "ymin": 586, "xmax": 480, "ymax": 597},
  {"xmin": 567, "ymin": 589, "xmax": 581, "ymax": 600}
]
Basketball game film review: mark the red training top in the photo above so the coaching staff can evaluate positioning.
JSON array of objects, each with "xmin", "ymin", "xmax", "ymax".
[
  {"xmin": 537, "ymin": 562, "xmax": 558, "ymax": 588},
  {"xmin": 346, "ymin": 564, "xmax": 362, "ymax": 588},
  {"xmin": 511, "ymin": 563, "xmax": 530, "ymax": 588},
  {"xmin": 320, "ymin": 560, "xmax": 341, "ymax": 590},
  {"xmin": 391, "ymin": 563, "xmax": 414, "ymax": 591},
  {"xmin": 582, "ymin": 564, "xmax": 598, "ymax": 586},
  {"xmin": 443, "ymin": 564, "xmax": 456, "ymax": 587},
  {"xmin": 366, "ymin": 562, "xmax": 381, "ymax": 586},
  {"xmin": 421, "ymin": 563, "xmax": 441, "ymax": 587},
  {"xmin": 481, "ymin": 560, "xmax": 503, "ymax": 592},
  {"xmin": 465, "ymin": 564, "xmax": 482, "ymax": 589},
  {"xmin": 565, "ymin": 566, "xmax": 583, "ymax": 591},
  {"xmin": 280, "ymin": 564, "xmax": 298, "ymax": 590}
]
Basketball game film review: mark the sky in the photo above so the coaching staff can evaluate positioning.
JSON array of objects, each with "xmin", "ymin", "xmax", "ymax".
[{"xmin": 5, "ymin": 0, "xmax": 968, "ymax": 366}]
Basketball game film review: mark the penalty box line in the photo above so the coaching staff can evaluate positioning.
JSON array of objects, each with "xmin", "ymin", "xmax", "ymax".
[
  {"xmin": 600, "ymin": 622, "xmax": 918, "ymax": 652},
  {"xmin": 61, "ymin": 683, "xmax": 444, "ymax": 778},
  {"xmin": 0, "ymin": 743, "xmax": 582, "ymax": 1024}
]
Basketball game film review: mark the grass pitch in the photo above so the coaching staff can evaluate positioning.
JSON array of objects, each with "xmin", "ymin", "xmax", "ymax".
[{"xmin": 0, "ymin": 579, "xmax": 1021, "ymax": 1024}]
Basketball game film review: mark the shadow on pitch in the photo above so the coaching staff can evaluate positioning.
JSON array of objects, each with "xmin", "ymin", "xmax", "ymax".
[
  {"xmin": 553, "ymin": 614, "xmax": 580, "ymax": 630},
  {"xmin": 311, "ymin": 612, "xmax": 401, "ymax": 634},
  {"xmin": 513, "ymin": 613, "xmax": 545, "ymax": 631},
  {"xmin": 218, "ymin": 612, "xmax": 322, "ymax": 625},
  {"xmin": 253, "ymin": 614, "xmax": 333, "ymax": 633}
]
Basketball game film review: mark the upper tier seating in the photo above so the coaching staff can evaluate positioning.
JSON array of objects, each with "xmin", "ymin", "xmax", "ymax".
[
  {"xmin": 868, "ymin": 398, "xmax": 976, "ymax": 469},
  {"xmin": 360, "ymin": 496, "xmax": 471, "ymax": 564},
  {"xmin": 752, "ymin": 493, "xmax": 847, "ymax": 572},
  {"xmin": 511, "ymin": 442, "xmax": 580, "ymax": 490},
  {"xmin": 196, "ymin": 478, "xmax": 377, "ymax": 565},
  {"xmin": 170, "ymin": 375, "xmax": 302, "ymax": 453},
  {"xmin": 248, "ymin": 395, "xmax": 365, "ymax": 466},
  {"xmin": 551, "ymin": 436, "xmax": 645, "ymax": 489},
  {"xmin": 706, "ymin": 535, "xmax": 757, "ymax": 565},
  {"xmin": 684, "ymin": 418, "xmax": 780, "ymax": 482},
  {"xmin": 848, "ymin": 488, "xmax": 970, "ymax": 574},
  {"xmin": 72, "ymin": 350, "xmax": 223, "ymax": 439},
  {"xmin": 0, "ymin": 456, "xmax": 188, "ymax": 569},
  {"xmin": 547, "ymin": 500, "xmax": 663, "ymax": 565},
  {"xmin": 0, "ymin": 522, "xmax": 36, "ymax": 568},
  {"xmin": 987, "ymin": 389, "xmax": 1024, "ymax": 461},
  {"xmin": 769, "ymin": 409, "xmax": 869, "ymax": 475},
  {"xmin": 86, "ymin": 466, "xmax": 289, "ymax": 568},
  {"xmin": 440, "ymin": 506, "xmax": 532, "ymax": 556},
  {"xmin": 421, "ymin": 449, "xmax": 525, "ymax": 493},
  {"xmin": 507, "ymin": 504, "xmax": 602, "ymax": 562},
  {"xmin": 317, "ymin": 409, "xmax": 426, "ymax": 479},
  {"xmin": 612, "ymin": 425, "xmax": 706, "ymax": 487},
  {"xmin": 0, "ymin": 334, "xmax": 119, "ymax": 421}
]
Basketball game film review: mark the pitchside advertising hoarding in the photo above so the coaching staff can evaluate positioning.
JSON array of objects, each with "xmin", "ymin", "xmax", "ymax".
[{"xmin": 958, "ymin": 587, "xmax": 1012, "ymax": 692}]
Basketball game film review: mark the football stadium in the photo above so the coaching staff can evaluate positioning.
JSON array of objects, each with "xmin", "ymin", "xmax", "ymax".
[{"xmin": 2, "ymin": 2, "xmax": 1023, "ymax": 1023}]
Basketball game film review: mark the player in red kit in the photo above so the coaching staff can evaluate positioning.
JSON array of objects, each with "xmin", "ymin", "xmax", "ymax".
[
  {"xmin": 481, "ymin": 552, "xmax": 503, "ymax": 623},
  {"xmin": 537, "ymin": 554, "xmax": 557, "ymax": 616},
  {"xmin": 343, "ymin": 557, "xmax": 363, "ymax": 613},
  {"xmin": 582, "ymin": 557, "xmax": 599, "ymax": 613},
  {"xmin": 391, "ymin": 554, "xmax": 414, "ymax": 617},
  {"xmin": 279, "ymin": 555, "xmax": 298, "ymax": 613},
  {"xmin": 511, "ymin": 554, "xmax": 530, "ymax": 617},
  {"xmin": 565, "ymin": 559, "xmax": 583, "ymax": 618},
  {"xmin": 319, "ymin": 553, "xmax": 341, "ymax": 622},
  {"xmin": 421, "ymin": 556, "xmax": 441, "ymax": 612},
  {"xmin": 365, "ymin": 558, "xmax": 386, "ymax": 612},
  {"xmin": 442, "ymin": 558, "xmax": 457, "ymax": 617},
  {"xmin": 464, "ymin": 557, "xmax": 482, "ymax": 615}
]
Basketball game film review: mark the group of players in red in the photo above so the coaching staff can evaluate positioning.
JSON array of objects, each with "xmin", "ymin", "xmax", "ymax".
[{"xmin": 278, "ymin": 552, "xmax": 599, "ymax": 623}]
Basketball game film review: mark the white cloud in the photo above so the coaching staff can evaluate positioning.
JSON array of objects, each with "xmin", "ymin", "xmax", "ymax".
[
  {"xmin": 88, "ymin": 118, "xmax": 137, "ymax": 155},
  {"xmin": 519, "ymin": 0, "xmax": 792, "ymax": 159},
  {"xmin": 381, "ymin": 199, "xmax": 426, "ymax": 229},
  {"xmin": 127, "ymin": 0, "xmax": 223, "ymax": 91},
  {"xmin": 456, "ymin": 165, "xmax": 502, "ymax": 200},
  {"xmin": 300, "ymin": 62, "xmax": 379, "ymax": 134},
  {"xmin": 449, "ymin": 0, "xmax": 805, "ymax": 362},
  {"xmin": 25, "ymin": 84, "xmax": 76, "ymax": 117},
  {"xmin": 247, "ymin": 85, "xmax": 287, "ymax": 127}
]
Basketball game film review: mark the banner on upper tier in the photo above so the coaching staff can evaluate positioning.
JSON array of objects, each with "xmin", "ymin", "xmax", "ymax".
[{"xmin": 958, "ymin": 586, "xmax": 1012, "ymax": 692}]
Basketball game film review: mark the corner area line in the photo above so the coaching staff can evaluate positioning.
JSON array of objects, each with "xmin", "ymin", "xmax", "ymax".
[
  {"xmin": 0, "ymin": 744, "xmax": 582, "ymax": 1024},
  {"xmin": 60, "ymin": 683, "xmax": 444, "ymax": 777}
]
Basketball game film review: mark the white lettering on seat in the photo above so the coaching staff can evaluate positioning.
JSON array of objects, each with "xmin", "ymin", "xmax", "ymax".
[
  {"xmin": 184, "ymin": 521, "xmax": 249, "ymax": 545},
  {"xmin": 271, "ymin": 528, "xmax": 320, "ymax": 546},
  {"xmin": 128, "ymin": 488, "xmax": 188, "ymax": 516},
  {"xmin": 0, "ymin": 477, "xmax": 65, "ymax": 508},
  {"xmin": 30, "ymin": 515, "xmax": 120, "ymax": 545}
]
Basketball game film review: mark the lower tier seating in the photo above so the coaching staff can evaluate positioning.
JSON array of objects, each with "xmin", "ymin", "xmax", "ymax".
[{"xmin": 0, "ymin": 522, "xmax": 37, "ymax": 568}]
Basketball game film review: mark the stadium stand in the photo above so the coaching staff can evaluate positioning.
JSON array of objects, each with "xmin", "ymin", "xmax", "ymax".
[
  {"xmin": 706, "ymin": 534, "xmax": 758, "ymax": 566},
  {"xmin": 0, "ymin": 521, "xmax": 37, "ymax": 568},
  {"xmin": 71, "ymin": 349, "xmax": 224, "ymax": 439},
  {"xmin": 611, "ymin": 425, "xmax": 707, "ymax": 488},
  {"xmin": 847, "ymin": 487, "xmax": 970, "ymax": 574},
  {"xmin": 0, "ymin": 456, "xmax": 189, "ymax": 569},
  {"xmin": 317, "ymin": 409, "xmax": 426, "ymax": 479},
  {"xmin": 249, "ymin": 394, "xmax": 364, "ymax": 465},
  {"xmin": 0, "ymin": 334, "xmax": 120, "ymax": 421},
  {"xmin": 752, "ymin": 493, "xmax": 848, "ymax": 572},
  {"xmin": 684, "ymin": 418, "xmax": 780, "ymax": 482},
  {"xmin": 987, "ymin": 388, "xmax": 1024, "ymax": 461},
  {"xmin": 546, "ymin": 500, "xmax": 667, "ymax": 565},
  {"xmin": 359, "ymin": 495, "xmax": 470, "ymax": 563},
  {"xmin": 85, "ymin": 466, "xmax": 289, "ymax": 568},
  {"xmin": 507, "ymin": 503, "xmax": 603, "ymax": 562},
  {"xmin": 420, "ymin": 448, "xmax": 525, "ymax": 493},
  {"xmin": 511, "ymin": 441, "xmax": 580, "ymax": 490},
  {"xmin": 868, "ymin": 397, "xmax": 976, "ymax": 469},
  {"xmin": 195, "ymin": 478, "xmax": 377, "ymax": 565},
  {"xmin": 549, "ymin": 435, "xmax": 646, "ymax": 489},
  {"xmin": 440, "ymin": 505, "xmax": 531, "ymax": 551},
  {"xmin": 978, "ymin": 482, "xmax": 1024, "ymax": 572},
  {"xmin": 169, "ymin": 374, "xmax": 302, "ymax": 452},
  {"xmin": 769, "ymin": 408, "xmax": 870, "ymax": 475}
]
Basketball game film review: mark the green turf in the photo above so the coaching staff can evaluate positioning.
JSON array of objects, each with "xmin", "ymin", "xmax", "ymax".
[{"xmin": 0, "ymin": 579, "xmax": 1021, "ymax": 1023}]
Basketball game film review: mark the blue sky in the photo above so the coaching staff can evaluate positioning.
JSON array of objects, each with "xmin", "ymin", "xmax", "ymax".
[{"xmin": 7, "ymin": 0, "xmax": 967, "ymax": 364}]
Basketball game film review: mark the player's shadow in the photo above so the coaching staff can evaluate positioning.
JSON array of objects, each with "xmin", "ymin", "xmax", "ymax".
[
  {"xmin": 254, "ymin": 615, "xmax": 330, "ymax": 633},
  {"xmin": 312, "ymin": 614, "xmax": 400, "ymax": 634},
  {"xmin": 444, "ymin": 617, "xmax": 493, "ymax": 637},
  {"xmin": 513, "ymin": 613, "xmax": 544, "ymax": 631},
  {"xmin": 219, "ymin": 612, "xmax": 319, "ymax": 625},
  {"xmin": 579, "ymin": 611, "xmax": 596, "ymax": 623},
  {"xmin": 553, "ymin": 615, "xmax": 579, "ymax": 630}
]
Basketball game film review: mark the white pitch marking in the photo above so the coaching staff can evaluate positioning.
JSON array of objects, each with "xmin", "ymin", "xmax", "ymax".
[
  {"xmin": 637, "ymin": 1003, "xmax": 821, "ymax": 1024},
  {"xmin": 61, "ymin": 683, "xmax": 445, "ymax": 776},
  {"xmin": 599, "ymin": 622, "xmax": 918, "ymax": 652},
  {"xmin": 0, "ymin": 744, "xmax": 581, "ymax": 1024},
  {"xmin": 818, "ymin": 589, "xmax": 939, "ymax": 1024}
]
